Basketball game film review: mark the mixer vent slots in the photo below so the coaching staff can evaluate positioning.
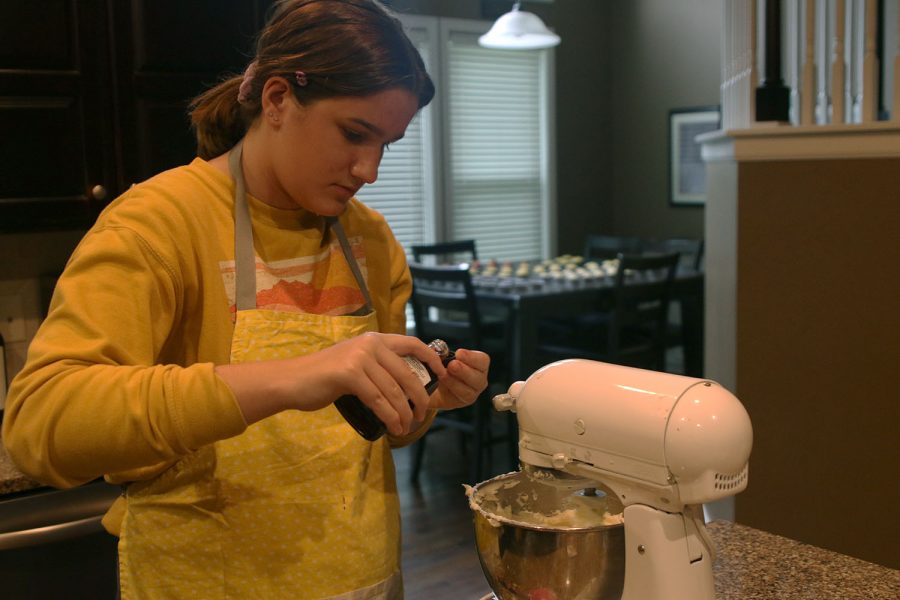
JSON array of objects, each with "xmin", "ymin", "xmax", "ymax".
[{"xmin": 714, "ymin": 467, "xmax": 747, "ymax": 490}]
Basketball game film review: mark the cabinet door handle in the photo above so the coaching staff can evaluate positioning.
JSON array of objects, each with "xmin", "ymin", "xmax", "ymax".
[
  {"xmin": 0, "ymin": 515, "xmax": 106, "ymax": 550},
  {"xmin": 91, "ymin": 185, "xmax": 108, "ymax": 201}
]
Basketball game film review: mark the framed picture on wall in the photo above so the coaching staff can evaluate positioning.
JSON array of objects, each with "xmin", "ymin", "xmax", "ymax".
[{"xmin": 668, "ymin": 106, "xmax": 720, "ymax": 206}]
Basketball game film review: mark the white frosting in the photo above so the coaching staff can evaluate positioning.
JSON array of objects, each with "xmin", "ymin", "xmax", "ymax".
[{"xmin": 468, "ymin": 472, "xmax": 624, "ymax": 531}]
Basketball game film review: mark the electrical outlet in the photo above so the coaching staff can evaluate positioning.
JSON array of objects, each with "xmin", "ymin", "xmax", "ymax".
[{"xmin": 0, "ymin": 292, "xmax": 27, "ymax": 343}]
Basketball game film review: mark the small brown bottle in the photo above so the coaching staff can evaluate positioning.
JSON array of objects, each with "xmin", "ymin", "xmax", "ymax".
[{"xmin": 335, "ymin": 339, "xmax": 455, "ymax": 441}]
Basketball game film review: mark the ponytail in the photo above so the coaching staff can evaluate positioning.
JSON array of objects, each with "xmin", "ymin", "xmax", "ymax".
[{"xmin": 189, "ymin": 76, "xmax": 252, "ymax": 159}]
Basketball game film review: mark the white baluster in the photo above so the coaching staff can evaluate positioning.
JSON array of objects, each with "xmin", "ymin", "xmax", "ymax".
[
  {"xmin": 831, "ymin": 0, "xmax": 847, "ymax": 123},
  {"xmin": 816, "ymin": 0, "xmax": 829, "ymax": 123},
  {"xmin": 862, "ymin": 0, "xmax": 879, "ymax": 121},
  {"xmin": 788, "ymin": 0, "xmax": 802, "ymax": 124},
  {"xmin": 851, "ymin": 0, "xmax": 865, "ymax": 122},
  {"xmin": 802, "ymin": 0, "xmax": 818, "ymax": 124},
  {"xmin": 748, "ymin": 0, "xmax": 758, "ymax": 126}
]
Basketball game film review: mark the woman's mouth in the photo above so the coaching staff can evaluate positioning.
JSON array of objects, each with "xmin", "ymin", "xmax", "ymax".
[{"xmin": 333, "ymin": 183, "xmax": 358, "ymax": 198}]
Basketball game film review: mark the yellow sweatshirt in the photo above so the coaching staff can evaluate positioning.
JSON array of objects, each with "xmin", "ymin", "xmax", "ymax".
[{"xmin": 2, "ymin": 158, "xmax": 412, "ymax": 491}]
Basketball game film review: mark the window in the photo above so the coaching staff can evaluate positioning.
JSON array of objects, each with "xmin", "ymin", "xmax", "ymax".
[{"xmin": 356, "ymin": 15, "xmax": 556, "ymax": 263}]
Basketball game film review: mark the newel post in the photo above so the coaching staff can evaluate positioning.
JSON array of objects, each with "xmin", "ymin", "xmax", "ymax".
[{"xmin": 756, "ymin": 0, "xmax": 791, "ymax": 122}]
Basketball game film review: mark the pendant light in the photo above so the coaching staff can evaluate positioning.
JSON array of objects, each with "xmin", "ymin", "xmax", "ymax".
[{"xmin": 478, "ymin": 2, "xmax": 561, "ymax": 50}]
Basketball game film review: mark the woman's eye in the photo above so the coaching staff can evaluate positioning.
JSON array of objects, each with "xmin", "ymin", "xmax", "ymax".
[{"xmin": 343, "ymin": 128, "xmax": 364, "ymax": 143}]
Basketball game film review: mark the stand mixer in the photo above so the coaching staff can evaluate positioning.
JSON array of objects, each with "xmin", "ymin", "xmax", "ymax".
[{"xmin": 485, "ymin": 359, "xmax": 753, "ymax": 600}]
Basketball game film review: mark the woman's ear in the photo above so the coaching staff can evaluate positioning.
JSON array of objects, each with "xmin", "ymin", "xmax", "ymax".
[{"xmin": 260, "ymin": 76, "xmax": 292, "ymax": 125}]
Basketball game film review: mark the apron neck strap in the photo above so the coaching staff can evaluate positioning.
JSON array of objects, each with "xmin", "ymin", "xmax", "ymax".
[
  {"xmin": 326, "ymin": 217, "xmax": 373, "ymax": 314},
  {"xmin": 228, "ymin": 141, "xmax": 373, "ymax": 314},
  {"xmin": 229, "ymin": 140, "xmax": 258, "ymax": 312}
]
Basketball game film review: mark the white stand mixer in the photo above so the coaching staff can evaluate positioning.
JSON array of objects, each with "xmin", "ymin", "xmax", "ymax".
[{"xmin": 492, "ymin": 359, "xmax": 753, "ymax": 600}]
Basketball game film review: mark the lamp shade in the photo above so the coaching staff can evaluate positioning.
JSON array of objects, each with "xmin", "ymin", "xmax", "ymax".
[{"xmin": 478, "ymin": 3, "xmax": 561, "ymax": 50}]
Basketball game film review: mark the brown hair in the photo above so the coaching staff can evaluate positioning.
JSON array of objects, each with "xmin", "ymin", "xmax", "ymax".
[{"xmin": 189, "ymin": 0, "xmax": 435, "ymax": 159}]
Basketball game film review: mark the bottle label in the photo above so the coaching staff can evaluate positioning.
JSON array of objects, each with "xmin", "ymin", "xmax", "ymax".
[{"xmin": 402, "ymin": 356, "xmax": 432, "ymax": 386}]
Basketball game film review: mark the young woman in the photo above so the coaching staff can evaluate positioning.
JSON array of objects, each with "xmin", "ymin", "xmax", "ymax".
[{"xmin": 3, "ymin": 1, "xmax": 489, "ymax": 598}]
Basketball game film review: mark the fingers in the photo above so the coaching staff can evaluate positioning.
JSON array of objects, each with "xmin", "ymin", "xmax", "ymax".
[
  {"xmin": 346, "ymin": 334, "xmax": 437, "ymax": 435},
  {"xmin": 322, "ymin": 334, "xmax": 454, "ymax": 436},
  {"xmin": 434, "ymin": 349, "xmax": 491, "ymax": 409},
  {"xmin": 381, "ymin": 334, "xmax": 448, "ymax": 380}
]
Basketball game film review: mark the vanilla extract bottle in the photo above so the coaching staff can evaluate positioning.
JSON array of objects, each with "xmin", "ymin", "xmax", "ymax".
[{"xmin": 335, "ymin": 339, "xmax": 455, "ymax": 441}]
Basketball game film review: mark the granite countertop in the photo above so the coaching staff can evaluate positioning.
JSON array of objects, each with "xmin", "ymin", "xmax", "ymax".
[
  {"xmin": 0, "ymin": 433, "xmax": 43, "ymax": 495},
  {"xmin": 708, "ymin": 520, "xmax": 899, "ymax": 599}
]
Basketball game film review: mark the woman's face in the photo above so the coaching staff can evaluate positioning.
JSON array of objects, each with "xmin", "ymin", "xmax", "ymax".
[{"xmin": 264, "ymin": 86, "xmax": 419, "ymax": 216}]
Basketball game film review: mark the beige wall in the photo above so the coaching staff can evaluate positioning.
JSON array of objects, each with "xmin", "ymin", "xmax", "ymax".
[{"xmin": 733, "ymin": 158, "xmax": 900, "ymax": 569}]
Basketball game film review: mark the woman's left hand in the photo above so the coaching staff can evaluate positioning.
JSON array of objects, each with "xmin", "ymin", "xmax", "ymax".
[{"xmin": 429, "ymin": 348, "xmax": 490, "ymax": 410}]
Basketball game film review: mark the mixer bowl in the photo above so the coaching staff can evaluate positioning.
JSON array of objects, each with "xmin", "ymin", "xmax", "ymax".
[{"xmin": 469, "ymin": 471, "xmax": 625, "ymax": 600}]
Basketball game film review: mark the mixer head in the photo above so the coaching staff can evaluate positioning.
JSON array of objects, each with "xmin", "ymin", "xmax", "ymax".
[{"xmin": 495, "ymin": 359, "xmax": 753, "ymax": 511}]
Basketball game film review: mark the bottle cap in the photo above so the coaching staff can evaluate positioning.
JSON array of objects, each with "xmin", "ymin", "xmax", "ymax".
[{"xmin": 427, "ymin": 339, "xmax": 449, "ymax": 358}]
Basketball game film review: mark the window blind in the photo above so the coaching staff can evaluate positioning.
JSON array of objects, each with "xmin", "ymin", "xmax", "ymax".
[{"xmin": 444, "ymin": 30, "xmax": 548, "ymax": 263}]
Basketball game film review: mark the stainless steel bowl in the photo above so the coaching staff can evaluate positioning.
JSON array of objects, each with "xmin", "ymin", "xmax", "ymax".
[{"xmin": 469, "ymin": 471, "xmax": 625, "ymax": 600}]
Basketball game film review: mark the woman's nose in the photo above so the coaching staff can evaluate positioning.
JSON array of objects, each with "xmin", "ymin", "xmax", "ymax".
[{"xmin": 350, "ymin": 147, "xmax": 382, "ymax": 184}]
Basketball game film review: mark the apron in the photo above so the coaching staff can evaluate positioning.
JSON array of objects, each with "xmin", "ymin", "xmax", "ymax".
[{"xmin": 117, "ymin": 141, "xmax": 402, "ymax": 600}]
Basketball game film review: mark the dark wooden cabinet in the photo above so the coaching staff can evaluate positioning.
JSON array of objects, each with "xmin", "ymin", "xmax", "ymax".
[{"xmin": 0, "ymin": 0, "xmax": 273, "ymax": 233}]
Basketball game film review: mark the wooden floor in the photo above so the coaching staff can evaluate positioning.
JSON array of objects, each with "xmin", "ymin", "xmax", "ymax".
[{"xmin": 393, "ymin": 425, "xmax": 516, "ymax": 600}]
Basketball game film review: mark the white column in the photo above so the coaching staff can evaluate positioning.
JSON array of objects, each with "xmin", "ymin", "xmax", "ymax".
[
  {"xmin": 748, "ymin": 0, "xmax": 758, "ymax": 125},
  {"xmin": 862, "ymin": 0, "xmax": 879, "ymax": 121},
  {"xmin": 831, "ymin": 0, "xmax": 847, "ymax": 122},
  {"xmin": 816, "ymin": 0, "xmax": 829, "ymax": 122},
  {"xmin": 851, "ymin": 0, "xmax": 865, "ymax": 122},
  {"xmin": 788, "ymin": 0, "xmax": 802, "ymax": 124},
  {"xmin": 802, "ymin": 0, "xmax": 818, "ymax": 124},
  {"xmin": 722, "ymin": 0, "xmax": 734, "ymax": 128}
]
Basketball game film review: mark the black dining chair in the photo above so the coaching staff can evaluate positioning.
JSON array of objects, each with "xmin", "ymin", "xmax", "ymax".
[
  {"xmin": 536, "ymin": 252, "xmax": 680, "ymax": 371},
  {"xmin": 410, "ymin": 240, "xmax": 478, "ymax": 266},
  {"xmin": 641, "ymin": 238, "xmax": 704, "ymax": 368},
  {"xmin": 643, "ymin": 237, "xmax": 704, "ymax": 271},
  {"xmin": 534, "ymin": 234, "xmax": 645, "ymax": 367},
  {"xmin": 583, "ymin": 234, "xmax": 644, "ymax": 261},
  {"xmin": 407, "ymin": 262, "xmax": 515, "ymax": 484}
]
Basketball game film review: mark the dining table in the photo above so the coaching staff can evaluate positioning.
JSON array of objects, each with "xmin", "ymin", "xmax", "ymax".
[{"xmin": 471, "ymin": 264, "xmax": 705, "ymax": 382}]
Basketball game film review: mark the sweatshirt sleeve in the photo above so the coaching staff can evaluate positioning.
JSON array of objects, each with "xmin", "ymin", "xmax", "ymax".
[{"xmin": 2, "ymin": 224, "xmax": 246, "ymax": 489}]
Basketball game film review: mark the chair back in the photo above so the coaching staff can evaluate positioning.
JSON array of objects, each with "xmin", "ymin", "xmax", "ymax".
[
  {"xmin": 608, "ymin": 252, "xmax": 679, "ymax": 370},
  {"xmin": 408, "ymin": 263, "xmax": 483, "ymax": 350},
  {"xmin": 407, "ymin": 262, "xmax": 518, "ymax": 483},
  {"xmin": 583, "ymin": 234, "xmax": 643, "ymax": 261},
  {"xmin": 643, "ymin": 237, "xmax": 704, "ymax": 271},
  {"xmin": 411, "ymin": 240, "xmax": 478, "ymax": 266}
]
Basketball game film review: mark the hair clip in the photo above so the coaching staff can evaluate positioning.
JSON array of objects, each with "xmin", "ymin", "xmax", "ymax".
[
  {"xmin": 295, "ymin": 70, "xmax": 308, "ymax": 87},
  {"xmin": 237, "ymin": 60, "xmax": 258, "ymax": 104}
]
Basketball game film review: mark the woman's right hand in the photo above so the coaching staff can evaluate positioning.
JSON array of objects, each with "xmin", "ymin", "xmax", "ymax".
[{"xmin": 214, "ymin": 333, "xmax": 447, "ymax": 436}]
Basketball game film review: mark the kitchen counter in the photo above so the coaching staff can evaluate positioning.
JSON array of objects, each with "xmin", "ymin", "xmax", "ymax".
[{"xmin": 708, "ymin": 520, "xmax": 899, "ymax": 599}]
